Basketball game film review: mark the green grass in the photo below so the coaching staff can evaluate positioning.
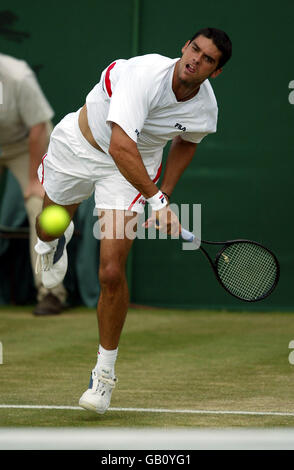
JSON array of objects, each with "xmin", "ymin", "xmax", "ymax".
[{"xmin": 1, "ymin": 306, "xmax": 294, "ymax": 427}]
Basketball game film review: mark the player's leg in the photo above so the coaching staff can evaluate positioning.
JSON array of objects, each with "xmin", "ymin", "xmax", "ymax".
[
  {"xmin": 97, "ymin": 209, "xmax": 137, "ymax": 349},
  {"xmin": 34, "ymin": 192, "xmax": 82, "ymax": 290},
  {"xmin": 27, "ymin": 194, "xmax": 68, "ymax": 313},
  {"xmin": 33, "ymin": 110, "xmax": 97, "ymax": 291},
  {"xmin": 36, "ymin": 192, "xmax": 79, "ymax": 241},
  {"xmin": 33, "ymin": 157, "xmax": 94, "ymax": 291},
  {"xmin": 79, "ymin": 209, "xmax": 138, "ymax": 414}
]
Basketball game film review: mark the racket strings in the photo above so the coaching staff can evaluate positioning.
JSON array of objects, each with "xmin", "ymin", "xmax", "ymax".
[{"xmin": 217, "ymin": 242, "xmax": 278, "ymax": 301}]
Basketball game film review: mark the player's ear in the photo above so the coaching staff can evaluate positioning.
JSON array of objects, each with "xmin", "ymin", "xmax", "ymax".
[
  {"xmin": 181, "ymin": 41, "xmax": 190, "ymax": 54},
  {"xmin": 210, "ymin": 67, "xmax": 222, "ymax": 79}
]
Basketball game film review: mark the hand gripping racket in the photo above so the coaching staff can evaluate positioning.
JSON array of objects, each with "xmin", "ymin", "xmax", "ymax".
[{"xmin": 180, "ymin": 228, "xmax": 280, "ymax": 302}]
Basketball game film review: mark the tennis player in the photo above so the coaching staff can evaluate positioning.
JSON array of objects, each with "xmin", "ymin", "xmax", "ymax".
[{"xmin": 34, "ymin": 27, "xmax": 232, "ymax": 414}]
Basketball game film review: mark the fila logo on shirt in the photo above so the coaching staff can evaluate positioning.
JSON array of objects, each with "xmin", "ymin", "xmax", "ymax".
[{"xmin": 175, "ymin": 123, "xmax": 186, "ymax": 132}]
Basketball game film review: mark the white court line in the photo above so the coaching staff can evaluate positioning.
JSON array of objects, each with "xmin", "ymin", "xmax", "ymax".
[{"xmin": 1, "ymin": 404, "xmax": 294, "ymax": 417}]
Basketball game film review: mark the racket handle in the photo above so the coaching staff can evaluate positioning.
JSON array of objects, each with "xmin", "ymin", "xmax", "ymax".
[
  {"xmin": 155, "ymin": 220, "xmax": 198, "ymax": 244},
  {"xmin": 180, "ymin": 227, "xmax": 196, "ymax": 242}
]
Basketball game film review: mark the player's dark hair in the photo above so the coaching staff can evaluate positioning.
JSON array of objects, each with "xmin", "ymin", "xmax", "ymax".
[{"xmin": 189, "ymin": 27, "xmax": 232, "ymax": 69}]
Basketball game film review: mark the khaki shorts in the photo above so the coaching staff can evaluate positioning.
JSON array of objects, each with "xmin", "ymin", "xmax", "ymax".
[{"xmin": 39, "ymin": 109, "xmax": 162, "ymax": 214}]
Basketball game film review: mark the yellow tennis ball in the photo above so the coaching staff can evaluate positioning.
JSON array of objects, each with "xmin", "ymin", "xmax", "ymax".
[{"xmin": 39, "ymin": 205, "xmax": 71, "ymax": 237}]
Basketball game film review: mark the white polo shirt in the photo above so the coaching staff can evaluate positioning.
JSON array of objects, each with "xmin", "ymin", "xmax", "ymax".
[{"xmin": 86, "ymin": 53, "xmax": 218, "ymax": 167}]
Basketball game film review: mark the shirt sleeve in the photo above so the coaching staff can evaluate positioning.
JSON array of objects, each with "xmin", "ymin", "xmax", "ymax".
[
  {"xmin": 17, "ymin": 72, "xmax": 54, "ymax": 128},
  {"xmin": 180, "ymin": 131, "xmax": 211, "ymax": 144},
  {"xmin": 106, "ymin": 63, "xmax": 153, "ymax": 143},
  {"xmin": 181, "ymin": 108, "xmax": 218, "ymax": 144}
]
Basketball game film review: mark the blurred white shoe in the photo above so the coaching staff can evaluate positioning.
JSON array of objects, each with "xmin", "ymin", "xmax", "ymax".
[{"xmin": 35, "ymin": 221, "xmax": 74, "ymax": 289}]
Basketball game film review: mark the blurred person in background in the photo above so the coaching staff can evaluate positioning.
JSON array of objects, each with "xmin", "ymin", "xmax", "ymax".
[{"xmin": 0, "ymin": 53, "xmax": 67, "ymax": 315}]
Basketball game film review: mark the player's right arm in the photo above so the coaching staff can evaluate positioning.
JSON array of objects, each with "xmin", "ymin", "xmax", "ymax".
[
  {"xmin": 109, "ymin": 123, "xmax": 180, "ymax": 236},
  {"xmin": 109, "ymin": 123, "xmax": 158, "ymax": 199}
]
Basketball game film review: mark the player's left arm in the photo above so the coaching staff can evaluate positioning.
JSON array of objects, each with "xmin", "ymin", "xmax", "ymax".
[{"xmin": 160, "ymin": 136, "xmax": 197, "ymax": 200}]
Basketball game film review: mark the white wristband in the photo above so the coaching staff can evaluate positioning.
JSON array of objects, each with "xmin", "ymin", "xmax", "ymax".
[{"xmin": 147, "ymin": 191, "xmax": 168, "ymax": 211}]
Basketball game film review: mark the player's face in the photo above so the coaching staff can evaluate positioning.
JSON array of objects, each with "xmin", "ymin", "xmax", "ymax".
[{"xmin": 178, "ymin": 35, "xmax": 223, "ymax": 85}]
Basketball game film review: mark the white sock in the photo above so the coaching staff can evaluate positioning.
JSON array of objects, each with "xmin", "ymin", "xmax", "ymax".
[{"xmin": 95, "ymin": 345, "xmax": 118, "ymax": 378}]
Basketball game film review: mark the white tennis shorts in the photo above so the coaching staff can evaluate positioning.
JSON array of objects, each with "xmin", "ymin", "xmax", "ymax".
[{"xmin": 38, "ymin": 109, "xmax": 162, "ymax": 213}]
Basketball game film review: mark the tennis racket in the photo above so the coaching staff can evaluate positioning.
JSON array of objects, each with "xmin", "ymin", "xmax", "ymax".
[{"xmin": 180, "ymin": 227, "xmax": 280, "ymax": 302}]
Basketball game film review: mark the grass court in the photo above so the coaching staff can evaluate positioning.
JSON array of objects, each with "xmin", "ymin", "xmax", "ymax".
[{"xmin": 0, "ymin": 306, "xmax": 294, "ymax": 428}]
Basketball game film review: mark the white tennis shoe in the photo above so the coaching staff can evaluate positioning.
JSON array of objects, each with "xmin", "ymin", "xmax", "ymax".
[
  {"xmin": 35, "ymin": 221, "xmax": 74, "ymax": 289},
  {"xmin": 79, "ymin": 367, "xmax": 117, "ymax": 414}
]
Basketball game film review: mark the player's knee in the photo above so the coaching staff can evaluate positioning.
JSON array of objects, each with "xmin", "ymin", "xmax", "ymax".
[{"xmin": 99, "ymin": 262, "xmax": 124, "ymax": 290}]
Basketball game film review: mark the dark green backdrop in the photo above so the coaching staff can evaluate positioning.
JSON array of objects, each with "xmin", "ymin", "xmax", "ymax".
[{"xmin": 0, "ymin": 0, "xmax": 293, "ymax": 310}]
